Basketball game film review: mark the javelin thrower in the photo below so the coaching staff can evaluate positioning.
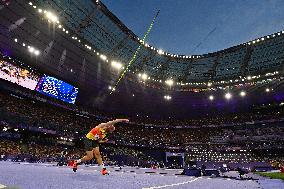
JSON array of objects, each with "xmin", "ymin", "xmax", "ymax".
[{"xmin": 72, "ymin": 119, "xmax": 129, "ymax": 175}]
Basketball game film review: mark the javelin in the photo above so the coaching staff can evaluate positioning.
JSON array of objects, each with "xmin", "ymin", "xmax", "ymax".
[{"xmin": 110, "ymin": 10, "xmax": 160, "ymax": 94}]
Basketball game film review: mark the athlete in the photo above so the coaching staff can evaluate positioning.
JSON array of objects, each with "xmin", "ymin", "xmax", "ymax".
[{"xmin": 72, "ymin": 118, "xmax": 129, "ymax": 175}]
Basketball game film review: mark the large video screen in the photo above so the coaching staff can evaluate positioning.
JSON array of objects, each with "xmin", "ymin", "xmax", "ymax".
[
  {"xmin": 36, "ymin": 75, "xmax": 79, "ymax": 104},
  {"xmin": 0, "ymin": 60, "xmax": 40, "ymax": 90}
]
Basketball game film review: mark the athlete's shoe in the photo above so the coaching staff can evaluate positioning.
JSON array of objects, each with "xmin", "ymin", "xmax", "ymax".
[
  {"xmin": 72, "ymin": 160, "xmax": 78, "ymax": 172},
  {"xmin": 101, "ymin": 168, "xmax": 109, "ymax": 175}
]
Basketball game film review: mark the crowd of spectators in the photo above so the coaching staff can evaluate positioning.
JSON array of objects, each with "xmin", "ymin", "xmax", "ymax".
[
  {"xmin": 0, "ymin": 139, "xmax": 71, "ymax": 163},
  {"xmin": 0, "ymin": 91, "xmax": 96, "ymax": 137},
  {"xmin": 130, "ymin": 103, "xmax": 284, "ymax": 127},
  {"xmin": 2, "ymin": 86, "xmax": 284, "ymax": 129},
  {"xmin": 0, "ymin": 90, "xmax": 283, "ymax": 166},
  {"xmin": 0, "ymin": 139, "xmax": 161, "ymax": 168}
]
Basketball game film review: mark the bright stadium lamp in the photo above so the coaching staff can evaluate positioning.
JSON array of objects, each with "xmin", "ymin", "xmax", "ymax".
[
  {"xmin": 165, "ymin": 79, "xmax": 174, "ymax": 86},
  {"xmin": 240, "ymin": 91, "xmax": 246, "ymax": 97},
  {"xmin": 164, "ymin": 95, "xmax": 172, "ymax": 100},
  {"xmin": 100, "ymin": 54, "xmax": 107, "ymax": 61},
  {"xmin": 34, "ymin": 50, "xmax": 40, "ymax": 56},
  {"xmin": 225, "ymin": 92, "xmax": 232, "ymax": 100},
  {"xmin": 111, "ymin": 61, "xmax": 123, "ymax": 70},
  {"xmin": 28, "ymin": 47, "xmax": 35, "ymax": 53},
  {"xmin": 46, "ymin": 12, "xmax": 58, "ymax": 23},
  {"xmin": 141, "ymin": 73, "xmax": 148, "ymax": 81},
  {"xmin": 158, "ymin": 49, "xmax": 164, "ymax": 55}
]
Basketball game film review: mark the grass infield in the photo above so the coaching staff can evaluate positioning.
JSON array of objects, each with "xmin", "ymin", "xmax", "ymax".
[{"xmin": 256, "ymin": 172, "xmax": 284, "ymax": 181}]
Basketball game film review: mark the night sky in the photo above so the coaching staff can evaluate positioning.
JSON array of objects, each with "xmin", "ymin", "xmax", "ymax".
[{"xmin": 102, "ymin": 0, "xmax": 284, "ymax": 55}]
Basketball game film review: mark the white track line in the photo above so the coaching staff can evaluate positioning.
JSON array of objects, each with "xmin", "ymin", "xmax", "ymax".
[{"xmin": 142, "ymin": 177, "xmax": 200, "ymax": 189}]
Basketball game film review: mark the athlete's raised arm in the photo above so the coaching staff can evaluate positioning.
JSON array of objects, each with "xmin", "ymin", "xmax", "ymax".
[{"xmin": 97, "ymin": 119, "xmax": 129, "ymax": 129}]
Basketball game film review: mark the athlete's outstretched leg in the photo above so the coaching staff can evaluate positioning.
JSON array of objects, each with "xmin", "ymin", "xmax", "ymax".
[
  {"xmin": 93, "ymin": 147, "xmax": 108, "ymax": 175},
  {"xmin": 78, "ymin": 151, "xmax": 94, "ymax": 163},
  {"xmin": 93, "ymin": 147, "xmax": 103, "ymax": 166}
]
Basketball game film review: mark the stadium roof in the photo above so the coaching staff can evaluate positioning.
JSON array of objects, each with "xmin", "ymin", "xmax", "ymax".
[
  {"xmin": 0, "ymin": 0, "xmax": 284, "ymax": 118},
  {"xmin": 28, "ymin": 0, "xmax": 284, "ymax": 89}
]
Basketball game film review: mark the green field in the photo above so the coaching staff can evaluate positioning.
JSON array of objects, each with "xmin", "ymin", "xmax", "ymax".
[{"xmin": 256, "ymin": 172, "xmax": 284, "ymax": 181}]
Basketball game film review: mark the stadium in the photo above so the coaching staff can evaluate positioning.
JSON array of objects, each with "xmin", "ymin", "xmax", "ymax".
[{"xmin": 0, "ymin": 0, "xmax": 283, "ymax": 188}]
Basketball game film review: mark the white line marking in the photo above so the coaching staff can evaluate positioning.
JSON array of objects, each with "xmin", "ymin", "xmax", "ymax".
[
  {"xmin": 142, "ymin": 177, "xmax": 199, "ymax": 189},
  {"xmin": 0, "ymin": 184, "xmax": 6, "ymax": 188}
]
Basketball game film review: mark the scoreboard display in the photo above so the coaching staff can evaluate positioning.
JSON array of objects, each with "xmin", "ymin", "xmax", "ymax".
[{"xmin": 36, "ymin": 75, "xmax": 79, "ymax": 104}]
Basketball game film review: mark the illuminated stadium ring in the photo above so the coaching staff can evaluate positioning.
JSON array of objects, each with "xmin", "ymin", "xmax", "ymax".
[{"xmin": 24, "ymin": 1, "xmax": 284, "ymax": 92}]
